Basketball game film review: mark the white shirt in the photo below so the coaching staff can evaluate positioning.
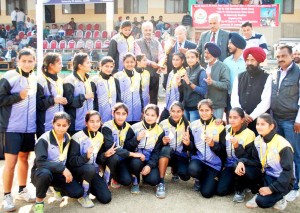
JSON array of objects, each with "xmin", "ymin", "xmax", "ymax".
[
  {"xmin": 16, "ymin": 11, "xmax": 25, "ymax": 22},
  {"xmin": 231, "ymin": 74, "xmax": 272, "ymax": 120},
  {"xmin": 11, "ymin": 10, "xmax": 17, "ymax": 21}
]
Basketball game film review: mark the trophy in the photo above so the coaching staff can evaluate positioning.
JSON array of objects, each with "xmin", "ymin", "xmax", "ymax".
[{"xmin": 158, "ymin": 32, "xmax": 176, "ymax": 72}]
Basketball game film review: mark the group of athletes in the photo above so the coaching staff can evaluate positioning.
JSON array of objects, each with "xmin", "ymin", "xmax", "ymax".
[{"xmin": 0, "ymin": 39, "xmax": 296, "ymax": 213}]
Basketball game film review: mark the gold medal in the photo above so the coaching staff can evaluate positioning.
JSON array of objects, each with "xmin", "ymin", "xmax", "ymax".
[
  {"xmin": 130, "ymin": 85, "xmax": 134, "ymax": 92},
  {"xmin": 59, "ymin": 154, "xmax": 64, "ymax": 161}
]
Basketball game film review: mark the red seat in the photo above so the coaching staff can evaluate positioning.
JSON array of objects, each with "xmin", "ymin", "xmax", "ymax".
[
  {"xmin": 58, "ymin": 40, "xmax": 67, "ymax": 50},
  {"xmin": 78, "ymin": 23, "xmax": 84, "ymax": 31},
  {"xmin": 101, "ymin": 30, "xmax": 108, "ymax": 39},
  {"xmin": 5, "ymin": 25, "xmax": 10, "ymax": 31},
  {"xmin": 86, "ymin": 24, "xmax": 92, "ymax": 31},
  {"xmin": 154, "ymin": 30, "xmax": 161, "ymax": 39},
  {"xmin": 93, "ymin": 30, "xmax": 100, "ymax": 39},
  {"xmin": 67, "ymin": 40, "xmax": 76, "ymax": 49},
  {"xmin": 173, "ymin": 23, "xmax": 179, "ymax": 29},
  {"xmin": 84, "ymin": 30, "xmax": 92, "ymax": 39},
  {"xmin": 27, "ymin": 31, "xmax": 32, "ymax": 37},
  {"xmin": 43, "ymin": 40, "xmax": 49, "ymax": 49},
  {"xmin": 94, "ymin": 24, "xmax": 100, "ymax": 31},
  {"xmin": 94, "ymin": 40, "xmax": 102, "ymax": 50},
  {"xmin": 18, "ymin": 31, "xmax": 25, "ymax": 39},
  {"xmin": 49, "ymin": 40, "xmax": 58, "ymax": 50}
]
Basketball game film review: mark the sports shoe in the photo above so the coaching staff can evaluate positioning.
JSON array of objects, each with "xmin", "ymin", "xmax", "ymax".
[
  {"xmin": 193, "ymin": 179, "xmax": 200, "ymax": 191},
  {"xmin": 156, "ymin": 183, "xmax": 166, "ymax": 199},
  {"xmin": 285, "ymin": 190, "xmax": 299, "ymax": 202},
  {"xmin": 172, "ymin": 175, "xmax": 180, "ymax": 182},
  {"xmin": 130, "ymin": 184, "xmax": 140, "ymax": 194},
  {"xmin": 233, "ymin": 190, "xmax": 245, "ymax": 203},
  {"xmin": 110, "ymin": 178, "xmax": 121, "ymax": 189},
  {"xmin": 246, "ymin": 194, "xmax": 258, "ymax": 208},
  {"xmin": 2, "ymin": 194, "xmax": 16, "ymax": 212},
  {"xmin": 16, "ymin": 188, "xmax": 35, "ymax": 202},
  {"xmin": 78, "ymin": 196, "xmax": 94, "ymax": 208},
  {"xmin": 34, "ymin": 203, "xmax": 44, "ymax": 213},
  {"xmin": 273, "ymin": 198, "xmax": 287, "ymax": 210}
]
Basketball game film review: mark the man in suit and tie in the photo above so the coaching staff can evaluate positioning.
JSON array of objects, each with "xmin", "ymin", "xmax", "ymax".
[
  {"xmin": 196, "ymin": 13, "xmax": 230, "ymax": 66},
  {"xmin": 163, "ymin": 25, "xmax": 197, "ymax": 89}
]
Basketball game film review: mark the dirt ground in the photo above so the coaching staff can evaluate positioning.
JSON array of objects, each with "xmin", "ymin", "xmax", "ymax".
[{"xmin": 0, "ymin": 157, "xmax": 299, "ymax": 213}]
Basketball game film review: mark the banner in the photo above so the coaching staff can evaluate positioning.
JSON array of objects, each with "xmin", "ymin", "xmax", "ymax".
[
  {"xmin": 192, "ymin": 4, "xmax": 279, "ymax": 28},
  {"xmin": 43, "ymin": 0, "xmax": 113, "ymax": 5}
]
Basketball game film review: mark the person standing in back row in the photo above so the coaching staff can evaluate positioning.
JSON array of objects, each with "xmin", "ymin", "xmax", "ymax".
[
  {"xmin": 271, "ymin": 45, "xmax": 300, "ymax": 202},
  {"xmin": 196, "ymin": 13, "xmax": 229, "ymax": 67}
]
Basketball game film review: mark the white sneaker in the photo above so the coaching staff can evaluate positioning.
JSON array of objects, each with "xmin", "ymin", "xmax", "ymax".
[
  {"xmin": 246, "ymin": 194, "xmax": 258, "ymax": 208},
  {"xmin": 78, "ymin": 196, "xmax": 94, "ymax": 208},
  {"xmin": 273, "ymin": 198, "xmax": 287, "ymax": 210},
  {"xmin": 2, "ymin": 194, "xmax": 16, "ymax": 212},
  {"xmin": 285, "ymin": 190, "xmax": 299, "ymax": 202},
  {"xmin": 16, "ymin": 188, "xmax": 35, "ymax": 203}
]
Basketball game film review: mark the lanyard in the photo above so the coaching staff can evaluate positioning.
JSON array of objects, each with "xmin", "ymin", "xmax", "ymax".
[
  {"xmin": 125, "ymin": 70, "xmax": 137, "ymax": 92},
  {"xmin": 43, "ymin": 74, "xmax": 63, "ymax": 96},
  {"xmin": 259, "ymin": 137, "xmax": 269, "ymax": 172},
  {"xmin": 88, "ymin": 130, "xmax": 103, "ymax": 153},
  {"xmin": 77, "ymin": 72, "xmax": 92, "ymax": 94},
  {"xmin": 99, "ymin": 74, "xmax": 113, "ymax": 103},
  {"xmin": 52, "ymin": 130, "xmax": 64, "ymax": 161},
  {"xmin": 113, "ymin": 122, "xmax": 126, "ymax": 147}
]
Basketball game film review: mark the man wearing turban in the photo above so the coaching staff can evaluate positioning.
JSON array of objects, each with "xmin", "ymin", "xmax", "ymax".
[
  {"xmin": 271, "ymin": 45, "xmax": 300, "ymax": 202},
  {"xmin": 293, "ymin": 46, "xmax": 300, "ymax": 67},
  {"xmin": 203, "ymin": 42, "xmax": 230, "ymax": 122},
  {"xmin": 223, "ymin": 32, "xmax": 247, "ymax": 120},
  {"xmin": 231, "ymin": 47, "xmax": 272, "ymax": 134}
]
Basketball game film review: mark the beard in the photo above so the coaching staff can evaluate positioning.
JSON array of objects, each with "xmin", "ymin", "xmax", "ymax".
[
  {"xmin": 246, "ymin": 64, "xmax": 259, "ymax": 76},
  {"xmin": 204, "ymin": 57, "xmax": 213, "ymax": 63}
]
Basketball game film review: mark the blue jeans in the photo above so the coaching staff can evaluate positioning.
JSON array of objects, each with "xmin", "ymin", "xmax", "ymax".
[
  {"xmin": 17, "ymin": 21, "xmax": 25, "ymax": 32},
  {"xmin": 184, "ymin": 110, "xmax": 200, "ymax": 122},
  {"xmin": 213, "ymin": 108, "xmax": 224, "ymax": 120},
  {"xmin": 275, "ymin": 118, "xmax": 300, "ymax": 190}
]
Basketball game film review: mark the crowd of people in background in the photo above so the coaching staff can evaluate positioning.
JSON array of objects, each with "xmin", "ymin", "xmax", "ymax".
[{"xmin": 1, "ymin": 3, "xmax": 300, "ymax": 213}]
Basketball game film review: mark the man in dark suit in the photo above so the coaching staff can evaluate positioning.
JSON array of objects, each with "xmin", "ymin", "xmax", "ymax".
[
  {"xmin": 196, "ymin": 13, "xmax": 229, "ymax": 66},
  {"xmin": 163, "ymin": 25, "xmax": 197, "ymax": 89}
]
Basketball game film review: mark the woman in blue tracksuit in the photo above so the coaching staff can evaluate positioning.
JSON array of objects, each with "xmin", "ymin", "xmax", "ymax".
[
  {"xmin": 31, "ymin": 112, "xmax": 83, "ymax": 213},
  {"xmin": 235, "ymin": 113, "xmax": 294, "ymax": 210},
  {"xmin": 216, "ymin": 107, "xmax": 256, "ymax": 199},
  {"xmin": 92, "ymin": 56, "xmax": 121, "ymax": 123},
  {"xmin": 0, "ymin": 48, "xmax": 37, "ymax": 212},
  {"xmin": 68, "ymin": 110, "xmax": 112, "ymax": 208},
  {"xmin": 63, "ymin": 52, "xmax": 95, "ymax": 135},
  {"xmin": 101, "ymin": 103, "xmax": 145, "ymax": 188},
  {"xmin": 135, "ymin": 54, "xmax": 150, "ymax": 108},
  {"xmin": 37, "ymin": 52, "xmax": 67, "ymax": 138},
  {"xmin": 114, "ymin": 53, "xmax": 143, "ymax": 125},
  {"xmin": 160, "ymin": 52, "xmax": 186, "ymax": 122},
  {"xmin": 187, "ymin": 99, "xmax": 226, "ymax": 198},
  {"xmin": 157, "ymin": 101, "xmax": 190, "ymax": 198},
  {"xmin": 130, "ymin": 104, "xmax": 163, "ymax": 195}
]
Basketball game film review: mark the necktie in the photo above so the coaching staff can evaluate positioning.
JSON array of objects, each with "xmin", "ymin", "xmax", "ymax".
[{"xmin": 211, "ymin": 32, "xmax": 216, "ymax": 43}]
